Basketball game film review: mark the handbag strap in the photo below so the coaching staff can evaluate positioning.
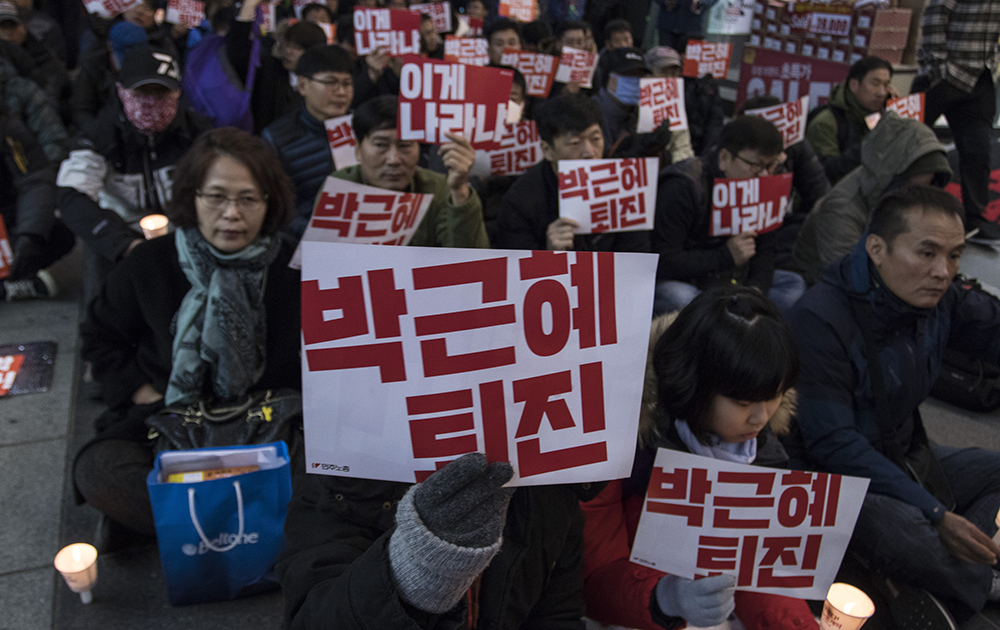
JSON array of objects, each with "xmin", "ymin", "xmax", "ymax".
[
  {"xmin": 198, "ymin": 391, "xmax": 270, "ymax": 423},
  {"xmin": 187, "ymin": 480, "xmax": 245, "ymax": 552}
]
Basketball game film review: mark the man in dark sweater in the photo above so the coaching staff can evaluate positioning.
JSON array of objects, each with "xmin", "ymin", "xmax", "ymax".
[
  {"xmin": 652, "ymin": 115, "xmax": 805, "ymax": 315},
  {"xmin": 262, "ymin": 45, "xmax": 354, "ymax": 239},
  {"xmin": 492, "ymin": 93, "xmax": 649, "ymax": 253}
]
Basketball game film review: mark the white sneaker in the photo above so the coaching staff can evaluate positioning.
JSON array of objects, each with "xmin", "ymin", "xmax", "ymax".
[{"xmin": 3, "ymin": 269, "xmax": 57, "ymax": 301}]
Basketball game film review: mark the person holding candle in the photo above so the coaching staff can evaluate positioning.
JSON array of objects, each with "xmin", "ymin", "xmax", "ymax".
[
  {"xmin": 73, "ymin": 128, "xmax": 302, "ymax": 548},
  {"xmin": 581, "ymin": 286, "xmax": 819, "ymax": 630}
]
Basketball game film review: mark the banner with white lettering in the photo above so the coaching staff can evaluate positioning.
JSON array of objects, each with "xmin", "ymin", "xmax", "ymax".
[
  {"xmin": 444, "ymin": 36, "xmax": 489, "ymax": 66},
  {"xmin": 410, "ymin": 1, "xmax": 451, "ymax": 32},
  {"xmin": 558, "ymin": 158, "xmax": 659, "ymax": 234},
  {"xmin": 710, "ymin": 174, "xmax": 793, "ymax": 237},
  {"xmin": 166, "ymin": 0, "xmax": 205, "ymax": 28},
  {"xmin": 501, "ymin": 49, "xmax": 558, "ymax": 98},
  {"xmin": 498, "ymin": 0, "xmax": 536, "ymax": 22},
  {"xmin": 744, "ymin": 97, "xmax": 808, "ymax": 149},
  {"xmin": 638, "ymin": 78, "xmax": 689, "ymax": 133},
  {"xmin": 83, "ymin": 0, "xmax": 143, "ymax": 18},
  {"xmin": 325, "ymin": 114, "xmax": 358, "ymax": 170},
  {"xmin": 683, "ymin": 41, "xmax": 732, "ymax": 79},
  {"xmin": 735, "ymin": 47, "xmax": 849, "ymax": 112},
  {"xmin": 555, "ymin": 46, "xmax": 598, "ymax": 88},
  {"xmin": 398, "ymin": 56, "xmax": 514, "ymax": 150},
  {"xmin": 630, "ymin": 449, "xmax": 868, "ymax": 599},
  {"xmin": 0, "ymin": 215, "xmax": 12, "ymax": 280},
  {"xmin": 472, "ymin": 120, "xmax": 542, "ymax": 177},
  {"xmin": 865, "ymin": 93, "xmax": 925, "ymax": 130},
  {"xmin": 353, "ymin": 7, "xmax": 421, "ymax": 56},
  {"xmin": 301, "ymin": 243, "xmax": 656, "ymax": 485}
]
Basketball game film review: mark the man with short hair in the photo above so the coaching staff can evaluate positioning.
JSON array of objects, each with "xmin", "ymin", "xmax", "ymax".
[
  {"xmin": 652, "ymin": 115, "xmax": 805, "ymax": 314},
  {"xmin": 484, "ymin": 18, "xmax": 521, "ymax": 66},
  {"xmin": 263, "ymin": 45, "xmax": 354, "ymax": 239},
  {"xmin": 556, "ymin": 20, "xmax": 589, "ymax": 51},
  {"xmin": 786, "ymin": 185, "xmax": 1000, "ymax": 625},
  {"xmin": 418, "ymin": 13, "xmax": 443, "ymax": 59},
  {"xmin": 492, "ymin": 93, "xmax": 649, "ymax": 254},
  {"xmin": 325, "ymin": 95, "xmax": 488, "ymax": 248},
  {"xmin": 602, "ymin": 18, "xmax": 633, "ymax": 50},
  {"xmin": 806, "ymin": 56, "xmax": 893, "ymax": 184}
]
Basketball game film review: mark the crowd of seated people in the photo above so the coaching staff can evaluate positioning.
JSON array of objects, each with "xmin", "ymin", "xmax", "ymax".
[{"xmin": 9, "ymin": 0, "xmax": 1000, "ymax": 627}]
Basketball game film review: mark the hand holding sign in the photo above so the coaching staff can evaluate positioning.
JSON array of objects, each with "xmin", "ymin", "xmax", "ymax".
[
  {"xmin": 727, "ymin": 231, "xmax": 757, "ymax": 265},
  {"xmin": 546, "ymin": 217, "xmax": 580, "ymax": 251},
  {"xmin": 655, "ymin": 574, "xmax": 737, "ymax": 627},
  {"xmin": 441, "ymin": 132, "xmax": 475, "ymax": 205}
]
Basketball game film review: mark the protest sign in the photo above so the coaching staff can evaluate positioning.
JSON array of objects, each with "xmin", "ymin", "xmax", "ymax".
[
  {"xmin": 301, "ymin": 243, "xmax": 657, "ymax": 485},
  {"xmin": 166, "ymin": 0, "xmax": 205, "ymax": 28},
  {"xmin": 808, "ymin": 12, "xmax": 851, "ymax": 36},
  {"xmin": 324, "ymin": 114, "xmax": 358, "ymax": 170},
  {"xmin": 316, "ymin": 21, "xmax": 336, "ymax": 43},
  {"xmin": 474, "ymin": 120, "xmax": 542, "ymax": 177},
  {"xmin": 501, "ymin": 49, "xmax": 558, "ymax": 98},
  {"xmin": 354, "ymin": 8, "xmax": 421, "ymax": 56},
  {"xmin": 707, "ymin": 0, "xmax": 754, "ymax": 35},
  {"xmin": 444, "ymin": 36, "xmax": 489, "ymax": 66},
  {"xmin": 710, "ymin": 173, "xmax": 793, "ymax": 237},
  {"xmin": 744, "ymin": 96, "xmax": 808, "ymax": 148},
  {"xmin": 630, "ymin": 449, "xmax": 868, "ymax": 599},
  {"xmin": 0, "ymin": 215, "xmax": 12, "ymax": 280},
  {"xmin": 257, "ymin": 0, "xmax": 277, "ymax": 33},
  {"xmin": 83, "ymin": 0, "xmax": 143, "ymax": 18},
  {"xmin": 0, "ymin": 341, "xmax": 57, "ymax": 397},
  {"xmin": 865, "ymin": 93, "xmax": 925, "ymax": 129},
  {"xmin": 498, "ymin": 0, "xmax": 536, "ymax": 22},
  {"xmin": 683, "ymin": 41, "xmax": 732, "ymax": 79},
  {"xmin": 736, "ymin": 46, "xmax": 849, "ymax": 111},
  {"xmin": 555, "ymin": 47, "xmax": 598, "ymax": 89},
  {"xmin": 291, "ymin": 0, "xmax": 310, "ymax": 18},
  {"xmin": 638, "ymin": 77, "xmax": 689, "ymax": 133},
  {"xmin": 397, "ymin": 56, "xmax": 514, "ymax": 150},
  {"xmin": 410, "ymin": 1, "xmax": 451, "ymax": 32},
  {"xmin": 558, "ymin": 158, "xmax": 658, "ymax": 234}
]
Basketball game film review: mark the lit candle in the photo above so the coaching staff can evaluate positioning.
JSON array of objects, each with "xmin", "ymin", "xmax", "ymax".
[
  {"xmin": 139, "ymin": 214, "xmax": 169, "ymax": 240},
  {"xmin": 993, "ymin": 505, "xmax": 1000, "ymax": 546},
  {"xmin": 820, "ymin": 583, "xmax": 875, "ymax": 630},
  {"xmin": 54, "ymin": 543, "xmax": 98, "ymax": 604}
]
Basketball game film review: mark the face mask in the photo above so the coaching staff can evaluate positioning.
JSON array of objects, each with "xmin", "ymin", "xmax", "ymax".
[
  {"xmin": 610, "ymin": 74, "xmax": 641, "ymax": 106},
  {"xmin": 116, "ymin": 83, "xmax": 180, "ymax": 135}
]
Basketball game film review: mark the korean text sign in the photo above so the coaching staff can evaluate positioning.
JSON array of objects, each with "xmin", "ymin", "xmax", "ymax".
[
  {"xmin": 300, "ymin": 243, "xmax": 657, "ymax": 485},
  {"xmin": 84, "ymin": 0, "xmax": 144, "ymax": 18},
  {"xmin": 710, "ymin": 173, "xmax": 793, "ymax": 237},
  {"xmin": 630, "ymin": 450, "xmax": 868, "ymax": 599},
  {"xmin": 866, "ymin": 94, "xmax": 925, "ymax": 129},
  {"xmin": 500, "ymin": 49, "xmax": 558, "ymax": 98},
  {"xmin": 744, "ymin": 97, "xmax": 808, "ymax": 149},
  {"xmin": 0, "ymin": 215, "xmax": 12, "ymax": 280},
  {"xmin": 166, "ymin": 0, "xmax": 205, "ymax": 28},
  {"xmin": 325, "ymin": 114, "xmax": 359, "ymax": 169},
  {"xmin": 475, "ymin": 120, "xmax": 542, "ymax": 177},
  {"xmin": 736, "ymin": 46, "xmax": 849, "ymax": 112},
  {"xmin": 683, "ymin": 41, "xmax": 732, "ymax": 79},
  {"xmin": 398, "ymin": 57, "xmax": 514, "ymax": 150},
  {"xmin": 410, "ymin": 1, "xmax": 451, "ymax": 32},
  {"xmin": 638, "ymin": 78, "xmax": 689, "ymax": 133},
  {"xmin": 558, "ymin": 158, "xmax": 659, "ymax": 234},
  {"xmin": 354, "ymin": 8, "xmax": 421, "ymax": 56},
  {"xmin": 444, "ymin": 36, "xmax": 489, "ymax": 66},
  {"xmin": 0, "ymin": 353, "xmax": 25, "ymax": 396},
  {"xmin": 498, "ymin": 0, "xmax": 535, "ymax": 22},
  {"xmin": 555, "ymin": 47, "xmax": 598, "ymax": 89}
]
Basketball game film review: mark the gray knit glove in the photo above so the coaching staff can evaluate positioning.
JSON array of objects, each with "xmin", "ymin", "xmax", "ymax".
[
  {"xmin": 388, "ymin": 453, "xmax": 515, "ymax": 613},
  {"xmin": 655, "ymin": 574, "xmax": 736, "ymax": 627}
]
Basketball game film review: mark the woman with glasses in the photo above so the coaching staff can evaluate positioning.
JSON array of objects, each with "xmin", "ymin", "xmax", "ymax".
[{"xmin": 73, "ymin": 128, "xmax": 302, "ymax": 549}]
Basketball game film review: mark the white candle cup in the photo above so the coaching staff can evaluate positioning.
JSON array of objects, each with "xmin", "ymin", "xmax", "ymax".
[
  {"xmin": 820, "ymin": 583, "xmax": 875, "ymax": 630},
  {"xmin": 993, "ymin": 506, "xmax": 1000, "ymax": 546},
  {"xmin": 139, "ymin": 214, "xmax": 169, "ymax": 240},
  {"xmin": 54, "ymin": 543, "xmax": 98, "ymax": 604}
]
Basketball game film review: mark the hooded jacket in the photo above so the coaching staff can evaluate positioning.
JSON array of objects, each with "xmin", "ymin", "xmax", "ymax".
[
  {"xmin": 0, "ymin": 56, "xmax": 66, "ymax": 163},
  {"xmin": 784, "ymin": 239, "xmax": 1000, "ymax": 522},
  {"xmin": 791, "ymin": 112, "xmax": 951, "ymax": 285},
  {"xmin": 805, "ymin": 81, "xmax": 874, "ymax": 183}
]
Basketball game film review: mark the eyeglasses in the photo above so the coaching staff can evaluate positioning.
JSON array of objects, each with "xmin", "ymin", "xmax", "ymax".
[
  {"xmin": 735, "ymin": 153, "xmax": 782, "ymax": 175},
  {"xmin": 196, "ymin": 191, "xmax": 267, "ymax": 212},
  {"xmin": 305, "ymin": 76, "xmax": 353, "ymax": 91}
]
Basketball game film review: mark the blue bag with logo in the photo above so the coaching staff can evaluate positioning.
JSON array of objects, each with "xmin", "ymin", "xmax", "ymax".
[{"xmin": 147, "ymin": 441, "xmax": 292, "ymax": 605}]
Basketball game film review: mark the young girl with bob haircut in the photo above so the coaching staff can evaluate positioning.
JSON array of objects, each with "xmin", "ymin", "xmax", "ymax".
[{"xmin": 582, "ymin": 286, "xmax": 819, "ymax": 630}]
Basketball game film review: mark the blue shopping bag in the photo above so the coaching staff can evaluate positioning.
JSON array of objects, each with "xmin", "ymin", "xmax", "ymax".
[{"xmin": 147, "ymin": 441, "xmax": 292, "ymax": 605}]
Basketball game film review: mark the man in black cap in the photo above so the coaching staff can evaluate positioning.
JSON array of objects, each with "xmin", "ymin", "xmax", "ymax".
[{"xmin": 593, "ymin": 47, "xmax": 672, "ymax": 159}]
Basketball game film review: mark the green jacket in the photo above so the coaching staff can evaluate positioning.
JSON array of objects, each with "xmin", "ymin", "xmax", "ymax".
[
  {"xmin": 331, "ymin": 165, "xmax": 489, "ymax": 249},
  {"xmin": 792, "ymin": 112, "xmax": 951, "ymax": 285},
  {"xmin": 804, "ymin": 81, "xmax": 873, "ymax": 184}
]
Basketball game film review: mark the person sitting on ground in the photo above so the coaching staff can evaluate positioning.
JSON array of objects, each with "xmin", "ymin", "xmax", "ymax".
[
  {"xmin": 262, "ymin": 44, "xmax": 354, "ymax": 239},
  {"xmin": 792, "ymin": 112, "xmax": 951, "ymax": 286},
  {"xmin": 0, "ymin": 1, "xmax": 69, "ymax": 113},
  {"xmin": 0, "ymin": 54, "xmax": 66, "ymax": 163},
  {"xmin": 643, "ymin": 45, "xmax": 694, "ymax": 165},
  {"xmin": 492, "ymin": 93, "xmax": 650, "ymax": 253},
  {"xmin": 9, "ymin": 0, "xmax": 64, "ymax": 63},
  {"xmin": 583, "ymin": 286, "xmax": 820, "ymax": 630},
  {"xmin": 806, "ymin": 56, "xmax": 893, "ymax": 185},
  {"xmin": 71, "ymin": 20, "xmax": 147, "ymax": 131},
  {"xmin": 74, "ymin": 127, "xmax": 301, "ymax": 546},
  {"xmin": 602, "ymin": 18, "xmax": 633, "ymax": 50},
  {"xmin": 325, "ymin": 95, "xmax": 488, "ymax": 248},
  {"xmin": 652, "ymin": 115, "xmax": 805, "ymax": 315},
  {"xmin": 593, "ymin": 47, "xmax": 672, "ymax": 160},
  {"xmin": 485, "ymin": 17, "xmax": 521, "ymax": 66},
  {"xmin": 784, "ymin": 185, "xmax": 1000, "ymax": 625}
]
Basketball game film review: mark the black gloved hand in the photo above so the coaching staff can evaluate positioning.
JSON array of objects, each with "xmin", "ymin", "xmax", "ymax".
[
  {"xmin": 413, "ymin": 452, "xmax": 515, "ymax": 548},
  {"xmin": 9, "ymin": 234, "xmax": 46, "ymax": 281}
]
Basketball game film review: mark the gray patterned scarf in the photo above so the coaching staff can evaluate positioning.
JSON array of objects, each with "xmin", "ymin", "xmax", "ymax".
[{"xmin": 165, "ymin": 227, "xmax": 280, "ymax": 406}]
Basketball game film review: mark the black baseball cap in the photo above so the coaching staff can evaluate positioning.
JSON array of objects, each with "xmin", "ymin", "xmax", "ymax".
[
  {"xmin": 118, "ymin": 46, "xmax": 181, "ymax": 91},
  {"xmin": 602, "ymin": 47, "xmax": 650, "ymax": 77}
]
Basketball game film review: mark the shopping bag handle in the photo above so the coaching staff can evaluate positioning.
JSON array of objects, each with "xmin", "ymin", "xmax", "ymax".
[{"xmin": 187, "ymin": 480, "xmax": 245, "ymax": 553}]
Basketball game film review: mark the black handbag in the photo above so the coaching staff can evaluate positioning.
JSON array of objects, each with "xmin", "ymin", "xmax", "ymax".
[{"xmin": 145, "ymin": 389, "xmax": 302, "ymax": 452}]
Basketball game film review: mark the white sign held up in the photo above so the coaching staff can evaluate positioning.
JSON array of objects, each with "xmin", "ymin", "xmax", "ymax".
[
  {"xmin": 325, "ymin": 115, "xmax": 359, "ymax": 170},
  {"xmin": 744, "ymin": 96, "xmax": 808, "ymax": 149},
  {"xmin": 558, "ymin": 158, "xmax": 659, "ymax": 234},
  {"xmin": 638, "ymin": 77, "xmax": 689, "ymax": 133}
]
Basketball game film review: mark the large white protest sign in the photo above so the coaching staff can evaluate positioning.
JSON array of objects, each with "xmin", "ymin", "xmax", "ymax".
[
  {"xmin": 744, "ymin": 97, "xmax": 808, "ymax": 149},
  {"xmin": 472, "ymin": 120, "xmax": 543, "ymax": 178},
  {"xmin": 638, "ymin": 78, "xmax": 688, "ymax": 133},
  {"xmin": 354, "ymin": 8, "xmax": 421, "ymax": 56},
  {"xmin": 325, "ymin": 115, "xmax": 359, "ymax": 170},
  {"xmin": 444, "ymin": 36, "xmax": 489, "ymax": 66},
  {"xmin": 410, "ymin": 1, "xmax": 451, "ymax": 32},
  {"xmin": 558, "ymin": 158, "xmax": 658, "ymax": 234},
  {"xmin": 166, "ymin": 0, "xmax": 205, "ymax": 28},
  {"xmin": 707, "ymin": 0, "xmax": 754, "ymax": 35},
  {"xmin": 555, "ymin": 47, "xmax": 598, "ymax": 89},
  {"xmin": 865, "ymin": 93, "xmax": 925, "ymax": 130},
  {"xmin": 631, "ymin": 449, "xmax": 868, "ymax": 599},
  {"xmin": 301, "ymin": 244, "xmax": 657, "ymax": 485}
]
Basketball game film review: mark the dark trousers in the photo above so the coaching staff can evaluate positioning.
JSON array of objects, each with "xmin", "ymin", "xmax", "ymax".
[
  {"xmin": 74, "ymin": 438, "xmax": 156, "ymax": 535},
  {"xmin": 915, "ymin": 71, "xmax": 996, "ymax": 225},
  {"xmin": 848, "ymin": 446, "xmax": 1000, "ymax": 618}
]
